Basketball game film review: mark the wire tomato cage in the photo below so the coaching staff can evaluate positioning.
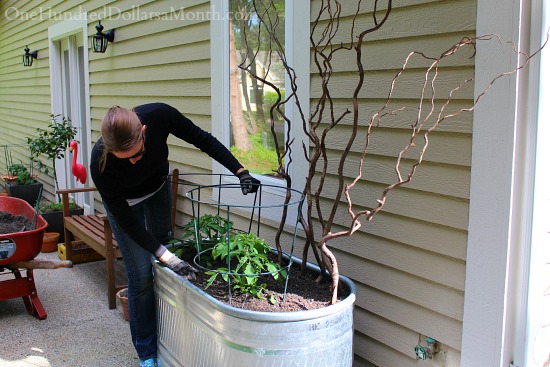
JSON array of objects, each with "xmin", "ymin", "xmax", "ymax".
[{"xmin": 176, "ymin": 173, "xmax": 304, "ymax": 301}]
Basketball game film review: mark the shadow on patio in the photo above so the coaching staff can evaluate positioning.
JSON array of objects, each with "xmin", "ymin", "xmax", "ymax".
[{"xmin": 0, "ymin": 251, "xmax": 136, "ymax": 367}]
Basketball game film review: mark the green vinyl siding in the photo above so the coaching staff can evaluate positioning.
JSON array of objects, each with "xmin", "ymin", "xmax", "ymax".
[{"xmin": 309, "ymin": 0, "xmax": 475, "ymax": 365}]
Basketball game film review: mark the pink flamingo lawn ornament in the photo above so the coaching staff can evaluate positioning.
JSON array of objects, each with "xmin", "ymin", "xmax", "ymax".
[{"xmin": 69, "ymin": 140, "xmax": 87, "ymax": 184}]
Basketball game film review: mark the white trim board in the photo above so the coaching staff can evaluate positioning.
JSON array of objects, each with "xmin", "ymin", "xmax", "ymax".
[
  {"xmin": 462, "ymin": 0, "xmax": 520, "ymax": 365},
  {"xmin": 461, "ymin": 0, "xmax": 545, "ymax": 366}
]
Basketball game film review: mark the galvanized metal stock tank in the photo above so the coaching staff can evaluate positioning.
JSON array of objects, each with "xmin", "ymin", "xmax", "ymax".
[{"xmin": 153, "ymin": 258, "xmax": 356, "ymax": 367}]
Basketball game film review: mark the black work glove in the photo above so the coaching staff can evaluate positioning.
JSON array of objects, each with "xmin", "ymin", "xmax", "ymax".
[
  {"xmin": 237, "ymin": 170, "xmax": 261, "ymax": 195},
  {"xmin": 163, "ymin": 256, "xmax": 199, "ymax": 280}
]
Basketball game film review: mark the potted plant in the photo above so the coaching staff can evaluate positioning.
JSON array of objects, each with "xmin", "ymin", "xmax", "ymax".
[
  {"xmin": 170, "ymin": 215, "xmax": 288, "ymax": 298},
  {"xmin": 27, "ymin": 114, "xmax": 78, "ymax": 199},
  {"xmin": 27, "ymin": 114, "xmax": 82, "ymax": 241},
  {"xmin": 155, "ymin": 184, "xmax": 356, "ymax": 367},
  {"xmin": 2, "ymin": 161, "xmax": 43, "ymax": 208}
]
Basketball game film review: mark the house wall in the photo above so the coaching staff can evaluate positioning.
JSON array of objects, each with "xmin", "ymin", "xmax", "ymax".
[
  {"xmin": 0, "ymin": 0, "xmax": 214, "ymax": 204},
  {"xmin": 0, "ymin": 0, "xmax": 478, "ymax": 366},
  {"xmin": 0, "ymin": 1, "xmax": 56, "ymax": 200},
  {"xmin": 310, "ymin": 1, "xmax": 475, "ymax": 366},
  {"xmin": 85, "ymin": 0, "xmax": 215, "ymax": 211}
]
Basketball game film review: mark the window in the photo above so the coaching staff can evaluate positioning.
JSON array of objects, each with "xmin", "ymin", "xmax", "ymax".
[
  {"xmin": 228, "ymin": 0, "xmax": 286, "ymax": 177},
  {"xmin": 211, "ymin": 0, "xmax": 309, "ymax": 198}
]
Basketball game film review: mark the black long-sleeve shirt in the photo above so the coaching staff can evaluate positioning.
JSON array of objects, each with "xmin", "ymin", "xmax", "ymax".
[{"xmin": 90, "ymin": 102, "xmax": 242, "ymax": 255}]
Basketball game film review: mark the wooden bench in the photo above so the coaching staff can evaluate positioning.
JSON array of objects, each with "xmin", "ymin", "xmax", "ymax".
[
  {"xmin": 57, "ymin": 169, "xmax": 182, "ymax": 310},
  {"xmin": 57, "ymin": 187, "xmax": 124, "ymax": 310}
]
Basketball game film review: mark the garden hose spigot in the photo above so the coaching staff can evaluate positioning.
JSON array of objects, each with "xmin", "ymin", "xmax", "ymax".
[{"xmin": 414, "ymin": 337, "xmax": 439, "ymax": 360}]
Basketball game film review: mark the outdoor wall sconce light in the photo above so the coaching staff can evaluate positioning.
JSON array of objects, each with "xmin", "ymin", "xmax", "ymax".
[
  {"xmin": 22, "ymin": 46, "xmax": 38, "ymax": 67},
  {"xmin": 91, "ymin": 21, "xmax": 115, "ymax": 53}
]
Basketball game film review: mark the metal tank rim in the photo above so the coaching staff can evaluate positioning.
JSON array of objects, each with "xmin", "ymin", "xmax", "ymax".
[{"xmin": 152, "ymin": 253, "xmax": 356, "ymax": 323}]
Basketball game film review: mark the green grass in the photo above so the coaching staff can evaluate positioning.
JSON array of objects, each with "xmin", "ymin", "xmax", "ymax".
[{"xmin": 231, "ymin": 133, "xmax": 281, "ymax": 175}]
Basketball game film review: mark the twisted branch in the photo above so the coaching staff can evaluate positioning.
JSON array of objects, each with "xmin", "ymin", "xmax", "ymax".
[{"xmin": 238, "ymin": 1, "xmax": 548, "ymax": 304}]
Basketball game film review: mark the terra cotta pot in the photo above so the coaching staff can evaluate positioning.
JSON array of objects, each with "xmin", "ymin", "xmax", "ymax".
[
  {"xmin": 41, "ymin": 232, "xmax": 60, "ymax": 253},
  {"xmin": 117, "ymin": 288, "xmax": 129, "ymax": 321}
]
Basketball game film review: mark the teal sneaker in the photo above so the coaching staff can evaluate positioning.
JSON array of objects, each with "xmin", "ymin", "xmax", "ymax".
[{"xmin": 139, "ymin": 358, "xmax": 156, "ymax": 367}]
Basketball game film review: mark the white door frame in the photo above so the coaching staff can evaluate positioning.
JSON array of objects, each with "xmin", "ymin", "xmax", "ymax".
[
  {"xmin": 48, "ymin": 16, "xmax": 93, "ymax": 214},
  {"xmin": 462, "ymin": 0, "xmax": 547, "ymax": 366},
  {"xmin": 520, "ymin": 1, "xmax": 550, "ymax": 366}
]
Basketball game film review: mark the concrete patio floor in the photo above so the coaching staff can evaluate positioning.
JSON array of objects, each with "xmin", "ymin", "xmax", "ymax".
[{"xmin": 0, "ymin": 251, "xmax": 137, "ymax": 367}]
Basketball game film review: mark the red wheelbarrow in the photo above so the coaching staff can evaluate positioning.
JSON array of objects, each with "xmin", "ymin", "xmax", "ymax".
[{"xmin": 0, "ymin": 196, "xmax": 72, "ymax": 320}]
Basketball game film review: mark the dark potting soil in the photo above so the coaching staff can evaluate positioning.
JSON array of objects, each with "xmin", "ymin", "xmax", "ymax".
[
  {"xmin": 178, "ymin": 249, "xmax": 349, "ymax": 312},
  {"xmin": 0, "ymin": 211, "xmax": 33, "ymax": 234}
]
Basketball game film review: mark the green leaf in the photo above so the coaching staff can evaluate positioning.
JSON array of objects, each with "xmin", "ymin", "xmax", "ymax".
[
  {"xmin": 180, "ymin": 214, "xmax": 234, "ymax": 241},
  {"xmin": 249, "ymin": 288, "xmax": 266, "ymax": 300},
  {"xmin": 205, "ymin": 272, "xmax": 218, "ymax": 289},
  {"xmin": 221, "ymin": 272, "xmax": 229, "ymax": 282},
  {"xmin": 244, "ymin": 263, "xmax": 254, "ymax": 275},
  {"xmin": 246, "ymin": 275, "xmax": 255, "ymax": 286}
]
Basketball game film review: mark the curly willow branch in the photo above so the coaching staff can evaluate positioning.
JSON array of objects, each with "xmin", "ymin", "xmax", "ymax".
[{"xmin": 239, "ymin": 0, "xmax": 548, "ymax": 304}]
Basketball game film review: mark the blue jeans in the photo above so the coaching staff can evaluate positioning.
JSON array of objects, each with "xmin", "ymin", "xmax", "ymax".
[{"xmin": 104, "ymin": 180, "xmax": 172, "ymax": 361}]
